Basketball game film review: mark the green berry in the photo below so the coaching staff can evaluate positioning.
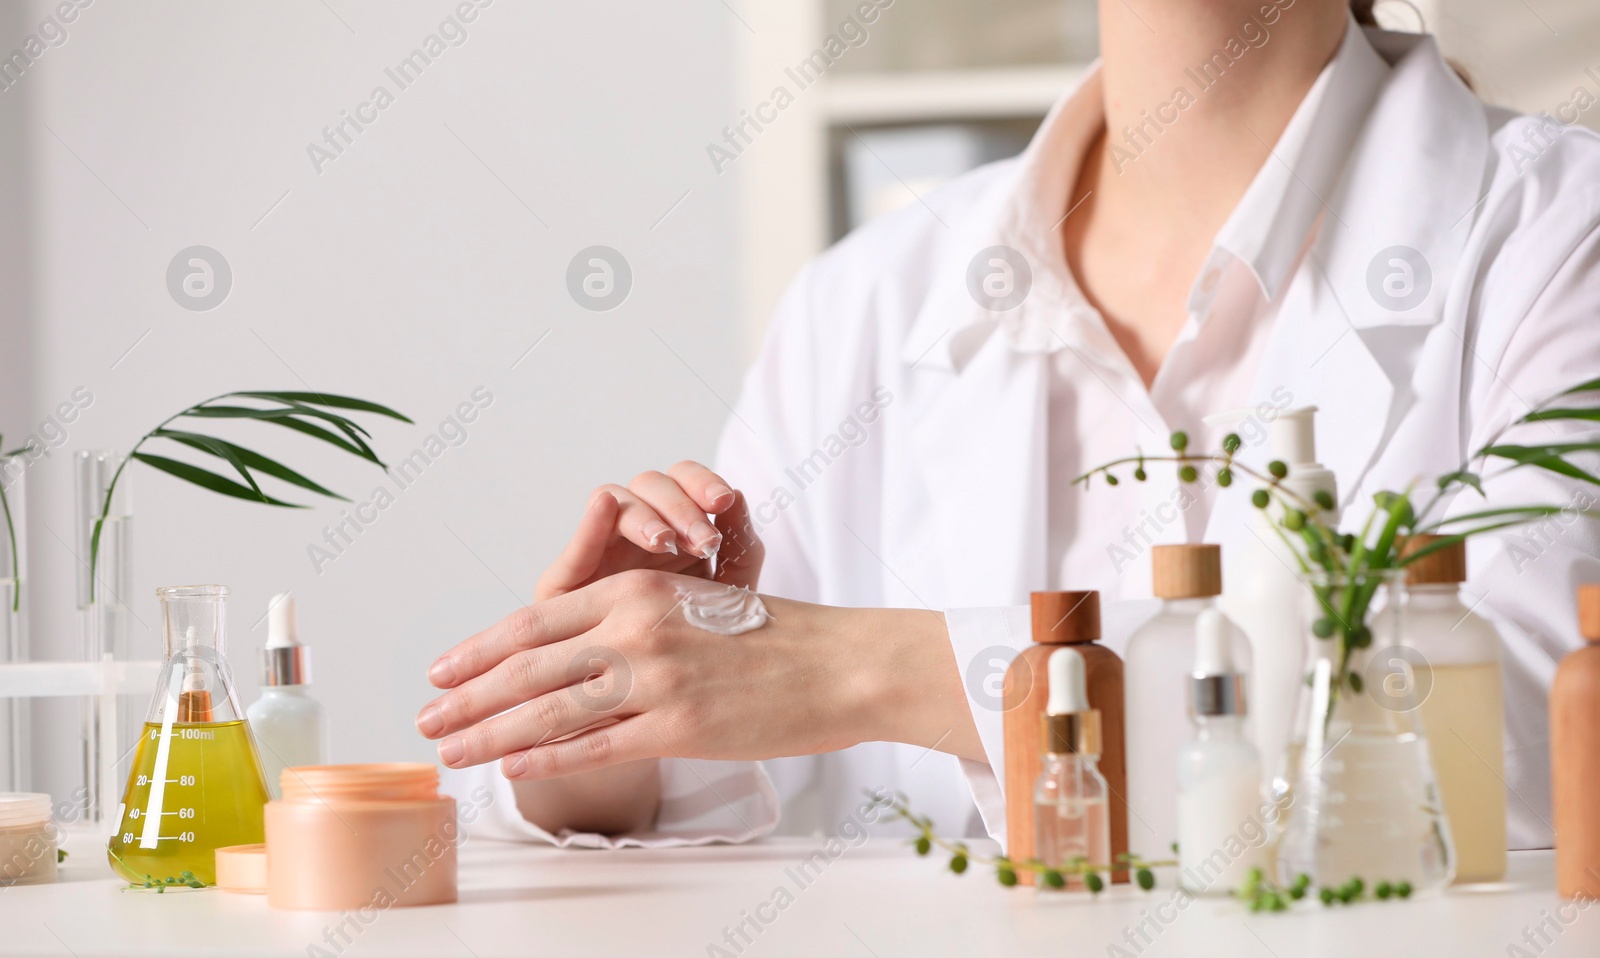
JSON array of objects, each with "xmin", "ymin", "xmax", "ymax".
[
  {"xmin": 1348, "ymin": 672, "xmax": 1364, "ymax": 694},
  {"xmin": 1044, "ymin": 869, "xmax": 1066, "ymax": 889},
  {"xmin": 1293, "ymin": 874, "xmax": 1312, "ymax": 892},
  {"xmin": 1351, "ymin": 625, "xmax": 1372, "ymax": 648},
  {"xmin": 1133, "ymin": 467, "xmax": 1147, "ymax": 482},
  {"xmin": 1136, "ymin": 868, "xmax": 1155, "ymax": 890},
  {"xmin": 1222, "ymin": 433, "xmax": 1242, "ymax": 454},
  {"xmin": 1085, "ymin": 872, "xmax": 1105, "ymax": 894},
  {"xmin": 1251, "ymin": 489, "xmax": 1271, "ymax": 509},
  {"xmin": 1283, "ymin": 509, "xmax": 1306, "ymax": 531},
  {"xmin": 1347, "ymin": 877, "xmax": 1364, "ymax": 896},
  {"xmin": 949, "ymin": 854, "xmax": 968, "ymax": 874},
  {"xmin": 915, "ymin": 836, "xmax": 931, "ymax": 856},
  {"xmin": 1396, "ymin": 881, "xmax": 1412, "ymax": 899},
  {"xmin": 1268, "ymin": 460, "xmax": 1288, "ymax": 479},
  {"xmin": 1375, "ymin": 881, "xmax": 1392, "ymax": 900},
  {"xmin": 1341, "ymin": 533, "xmax": 1356, "ymax": 552},
  {"xmin": 1319, "ymin": 887, "xmax": 1336, "ymax": 906},
  {"xmin": 1217, "ymin": 468, "xmax": 1233, "ymax": 488},
  {"xmin": 1106, "ymin": 474, "xmax": 1119, "ymax": 486},
  {"xmin": 1289, "ymin": 884, "xmax": 1305, "ymax": 900},
  {"xmin": 998, "ymin": 866, "xmax": 1018, "ymax": 887},
  {"xmin": 1314, "ymin": 490, "xmax": 1335, "ymax": 511},
  {"xmin": 1170, "ymin": 431, "xmax": 1189, "ymax": 452},
  {"xmin": 1179, "ymin": 465, "xmax": 1199, "ymax": 483}
]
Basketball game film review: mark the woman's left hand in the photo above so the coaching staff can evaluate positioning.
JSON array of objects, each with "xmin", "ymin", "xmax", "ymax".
[{"xmin": 417, "ymin": 569, "xmax": 972, "ymax": 779}]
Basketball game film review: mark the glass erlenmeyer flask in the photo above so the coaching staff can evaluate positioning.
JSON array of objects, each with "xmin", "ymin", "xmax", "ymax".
[
  {"xmin": 1273, "ymin": 571, "xmax": 1455, "ymax": 893},
  {"xmin": 107, "ymin": 585, "xmax": 270, "ymax": 885}
]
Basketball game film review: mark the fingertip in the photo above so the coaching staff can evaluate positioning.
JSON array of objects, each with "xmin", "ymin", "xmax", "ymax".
[
  {"xmin": 704, "ymin": 482, "xmax": 736, "ymax": 512},
  {"xmin": 428, "ymin": 657, "xmax": 458, "ymax": 688}
]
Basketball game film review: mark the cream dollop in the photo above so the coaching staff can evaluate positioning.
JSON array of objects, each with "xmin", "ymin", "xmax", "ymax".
[{"xmin": 675, "ymin": 583, "xmax": 770, "ymax": 636}]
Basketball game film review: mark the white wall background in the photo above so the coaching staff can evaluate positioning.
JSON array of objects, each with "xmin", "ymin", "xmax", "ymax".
[{"xmin": 1, "ymin": 0, "xmax": 748, "ymax": 800}]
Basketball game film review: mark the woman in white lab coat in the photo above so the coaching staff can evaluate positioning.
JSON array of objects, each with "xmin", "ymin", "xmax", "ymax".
[{"xmin": 425, "ymin": 0, "xmax": 1600, "ymax": 850}]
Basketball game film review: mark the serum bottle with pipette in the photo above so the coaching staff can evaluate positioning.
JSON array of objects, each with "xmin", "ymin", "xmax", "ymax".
[
  {"xmin": 247, "ymin": 593, "xmax": 329, "ymax": 798},
  {"xmin": 1033, "ymin": 647, "xmax": 1111, "ymax": 884}
]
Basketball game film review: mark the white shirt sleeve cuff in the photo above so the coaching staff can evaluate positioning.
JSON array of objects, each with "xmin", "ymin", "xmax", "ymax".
[{"xmin": 443, "ymin": 759, "xmax": 781, "ymax": 849}]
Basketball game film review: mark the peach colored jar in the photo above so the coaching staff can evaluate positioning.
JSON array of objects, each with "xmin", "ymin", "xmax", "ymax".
[{"xmin": 265, "ymin": 763, "xmax": 457, "ymax": 910}]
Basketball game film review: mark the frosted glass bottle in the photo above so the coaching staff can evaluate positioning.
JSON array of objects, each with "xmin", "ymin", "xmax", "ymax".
[
  {"xmin": 247, "ymin": 594, "xmax": 329, "ymax": 798},
  {"xmin": 1125, "ymin": 545, "xmax": 1249, "ymax": 861},
  {"xmin": 1176, "ymin": 609, "xmax": 1263, "ymax": 896},
  {"xmin": 1399, "ymin": 537, "xmax": 1506, "ymax": 883}
]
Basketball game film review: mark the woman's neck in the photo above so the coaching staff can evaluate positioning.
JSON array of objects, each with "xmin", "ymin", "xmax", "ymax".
[{"xmin": 1090, "ymin": 0, "xmax": 1349, "ymax": 215}]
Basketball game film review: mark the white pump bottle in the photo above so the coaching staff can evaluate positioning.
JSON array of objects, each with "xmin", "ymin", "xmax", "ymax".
[
  {"xmin": 1209, "ymin": 406, "xmax": 1339, "ymax": 797},
  {"xmin": 246, "ymin": 593, "xmax": 329, "ymax": 798}
]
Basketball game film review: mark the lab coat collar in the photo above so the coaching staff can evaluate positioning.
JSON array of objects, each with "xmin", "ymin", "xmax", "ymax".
[
  {"xmin": 899, "ymin": 18, "xmax": 1394, "ymax": 374},
  {"xmin": 1285, "ymin": 27, "xmax": 1488, "ymax": 504}
]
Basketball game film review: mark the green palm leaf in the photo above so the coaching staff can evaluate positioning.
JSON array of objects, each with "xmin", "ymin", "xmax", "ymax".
[
  {"xmin": 152, "ymin": 429, "xmax": 348, "ymax": 502},
  {"xmin": 130, "ymin": 453, "xmax": 305, "ymax": 507},
  {"xmin": 228, "ymin": 391, "xmax": 413, "ymax": 423}
]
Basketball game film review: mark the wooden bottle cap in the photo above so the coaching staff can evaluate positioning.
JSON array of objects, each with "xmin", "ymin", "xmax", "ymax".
[
  {"xmin": 1151, "ymin": 544, "xmax": 1222, "ymax": 599},
  {"xmin": 1401, "ymin": 535, "xmax": 1467, "ymax": 585},
  {"xmin": 1580, "ymin": 584, "xmax": 1600, "ymax": 643},
  {"xmin": 1030, "ymin": 591, "xmax": 1100, "ymax": 644}
]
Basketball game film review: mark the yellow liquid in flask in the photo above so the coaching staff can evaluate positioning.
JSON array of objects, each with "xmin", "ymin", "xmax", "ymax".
[{"xmin": 107, "ymin": 720, "xmax": 270, "ymax": 885}]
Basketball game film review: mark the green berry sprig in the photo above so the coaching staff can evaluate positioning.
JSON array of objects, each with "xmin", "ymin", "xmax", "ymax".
[
  {"xmin": 886, "ymin": 792, "xmax": 1169, "ymax": 894},
  {"xmin": 1238, "ymin": 868, "xmax": 1412, "ymax": 912}
]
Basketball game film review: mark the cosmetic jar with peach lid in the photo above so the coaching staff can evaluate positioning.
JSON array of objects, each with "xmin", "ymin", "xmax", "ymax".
[{"xmin": 265, "ymin": 763, "xmax": 457, "ymax": 910}]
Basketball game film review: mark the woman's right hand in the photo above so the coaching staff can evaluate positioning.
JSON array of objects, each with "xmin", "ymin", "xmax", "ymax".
[{"xmin": 534, "ymin": 461, "xmax": 764, "ymax": 601}]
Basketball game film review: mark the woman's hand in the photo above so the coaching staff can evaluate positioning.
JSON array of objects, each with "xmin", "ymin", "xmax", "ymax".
[
  {"xmin": 416, "ymin": 569, "xmax": 982, "ymax": 781},
  {"xmin": 535, "ymin": 461, "xmax": 763, "ymax": 601}
]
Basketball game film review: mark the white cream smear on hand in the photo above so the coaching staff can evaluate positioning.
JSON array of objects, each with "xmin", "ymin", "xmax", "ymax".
[{"xmin": 675, "ymin": 582, "xmax": 770, "ymax": 635}]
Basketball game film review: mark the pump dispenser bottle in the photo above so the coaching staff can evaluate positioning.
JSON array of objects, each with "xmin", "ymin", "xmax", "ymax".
[
  {"xmin": 1399, "ymin": 535, "xmax": 1506, "ymax": 883},
  {"xmin": 1211, "ymin": 406, "xmax": 1339, "ymax": 795},
  {"xmin": 247, "ymin": 594, "xmax": 329, "ymax": 799},
  {"xmin": 1552, "ymin": 584, "xmax": 1600, "ymax": 900},
  {"xmin": 1034, "ymin": 647, "xmax": 1111, "ymax": 884},
  {"xmin": 1004, "ymin": 591, "xmax": 1127, "ymax": 883},
  {"xmin": 1177, "ymin": 608, "xmax": 1264, "ymax": 895},
  {"xmin": 1124, "ymin": 544, "xmax": 1248, "ymax": 861}
]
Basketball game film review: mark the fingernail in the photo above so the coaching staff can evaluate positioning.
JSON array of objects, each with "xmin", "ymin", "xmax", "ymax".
[
  {"xmin": 416, "ymin": 705, "xmax": 443, "ymax": 737},
  {"xmin": 429, "ymin": 657, "xmax": 456, "ymax": 686},
  {"xmin": 438, "ymin": 738, "xmax": 465, "ymax": 766},
  {"xmin": 690, "ymin": 521, "xmax": 722, "ymax": 558},
  {"xmin": 644, "ymin": 520, "xmax": 678, "ymax": 555},
  {"xmin": 706, "ymin": 483, "xmax": 735, "ymax": 508},
  {"xmin": 506, "ymin": 753, "xmax": 528, "ymax": 777}
]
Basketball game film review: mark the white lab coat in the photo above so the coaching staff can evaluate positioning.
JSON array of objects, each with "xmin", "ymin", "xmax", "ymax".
[{"xmin": 714, "ymin": 27, "xmax": 1600, "ymax": 850}]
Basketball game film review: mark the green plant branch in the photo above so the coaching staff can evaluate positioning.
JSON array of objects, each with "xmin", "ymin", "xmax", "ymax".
[{"xmin": 86, "ymin": 391, "xmax": 411, "ymax": 601}]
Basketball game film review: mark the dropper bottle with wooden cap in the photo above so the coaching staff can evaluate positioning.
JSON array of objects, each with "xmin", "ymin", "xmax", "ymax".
[
  {"xmin": 1123, "ymin": 545, "xmax": 1247, "ymax": 862},
  {"xmin": 1003, "ymin": 591, "xmax": 1128, "ymax": 883},
  {"xmin": 1552, "ymin": 584, "xmax": 1600, "ymax": 899},
  {"xmin": 1400, "ymin": 534, "xmax": 1506, "ymax": 883}
]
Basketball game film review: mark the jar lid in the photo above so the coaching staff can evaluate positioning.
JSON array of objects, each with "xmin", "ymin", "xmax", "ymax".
[
  {"xmin": 215, "ymin": 844, "xmax": 268, "ymax": 894},
  {"xmin": 1151, "ymin": 544, "xmax": 1223, "ymax": 599},
  {"xmin": 1580, "ymin": 584, "xmax": 1600, "ymax": 643},
  {"xmin": 1401, "ymin": 535, "xmax": 1467, "ymax": 585},
  {"xmin": 0, "ymin": 793, "xmax": 52, "ymax": 828},
  {"xmin": 1029, "ymin": 591, "xmax": 1101, "ymax": 644}
]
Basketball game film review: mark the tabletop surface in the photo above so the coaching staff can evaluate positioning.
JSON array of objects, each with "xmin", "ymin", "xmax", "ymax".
[{"xmin": 0, "ymin": 832, "xmax": 1594, "ymax": 957}]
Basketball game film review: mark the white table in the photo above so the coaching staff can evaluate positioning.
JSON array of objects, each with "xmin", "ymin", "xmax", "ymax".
[{"xmin": 0, "ymin": 832, "xmax": 1593, "ymax": 957}]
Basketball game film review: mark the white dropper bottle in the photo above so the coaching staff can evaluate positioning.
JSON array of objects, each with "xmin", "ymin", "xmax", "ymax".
[
  {"xmin": 246, "ymin": 593, "xmax": 329, "ymax": 799},
  {"xmin": 1209, "ymin": 406, "xmax": 1339, "ymax": 797},
  {"xmin": 1176, "ymin": 608, "xmax": 1264, "ymax": 895}
]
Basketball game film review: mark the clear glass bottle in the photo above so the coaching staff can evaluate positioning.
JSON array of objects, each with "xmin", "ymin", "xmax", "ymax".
[
  {"xmin": 1125, "ymin": 544, "xmax": 1248, "ymax": 861},
  {"xmin": 107, "ymin": 585, "xmax": 270, "ymax": 886},
  {"xmin": 1397, "ymin": 536, "xmax": 1506, "ymax": 883},
  {"xmin": 1177, "ymin": 609, "xmax": 1263, "ymax": 896},
  {"xmin": 1034, "ymin": 647, "xmax": 1110, "ymax": 885},
  {"xmin": 1275, "ymin": 570, "xmax": 1454, "ymax": 892}
]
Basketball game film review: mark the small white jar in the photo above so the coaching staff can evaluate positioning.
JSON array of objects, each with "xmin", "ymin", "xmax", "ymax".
[{"xmin": 0, "ymin": 793, "xmax": 57, "ymax": 886}]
